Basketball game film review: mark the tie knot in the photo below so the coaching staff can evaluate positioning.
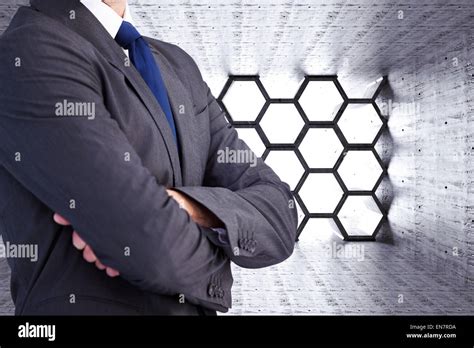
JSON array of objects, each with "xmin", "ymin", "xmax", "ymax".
[{"xmin": 115, "ymin": 21, "xmax": 141, "ymax": 49}]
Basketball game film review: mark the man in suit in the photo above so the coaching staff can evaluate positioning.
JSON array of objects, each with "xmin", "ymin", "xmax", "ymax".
[{"xmin": 0, "ymin": 0, "xmax": 297, "ymax": 315}]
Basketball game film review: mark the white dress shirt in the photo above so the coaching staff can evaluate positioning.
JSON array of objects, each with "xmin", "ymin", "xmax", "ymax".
[{"xmin": 80, "ymin": 0, "xmax": 134, "ymax": 56}]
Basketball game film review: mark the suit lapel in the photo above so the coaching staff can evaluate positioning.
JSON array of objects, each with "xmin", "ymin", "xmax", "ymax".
[
  {"xmin": 148, "ymin": 43, "xmax": 203, "ymax": 186},
  {"xmin": 107, "ymin": 54, "xmax": 183, "ymax": 186},
  {"xmin": 29, "ymin": 0, "xmax": 183, "ymax": 186}
]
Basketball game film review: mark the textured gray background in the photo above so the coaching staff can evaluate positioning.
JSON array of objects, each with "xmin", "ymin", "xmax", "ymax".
[{"xmin": 0, "ymin": 0, "xmax": 472, "ymax": 315}]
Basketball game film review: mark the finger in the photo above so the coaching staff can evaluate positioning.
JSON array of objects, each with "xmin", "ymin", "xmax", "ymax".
[
  {"xmin": 177, "ymin": 198, "xmax": 187, "ymax": 211},
  {"xmin": 72, "ymin": 231, "xmax": 87, "ymax": 250},
  {"xmin": 53, "ymin": 213, "xmax": 71, "ymax": 226},
  {"xmin": 83, "ymin": 245, "xmax": 97, "ymax": 263},
  {"xmin": 95, "ymin": 260, "xmax": 106, "ymax": 270},
  {"xmin": 106, "ymin": 268, "xmax": 120, "ymax": 278}
]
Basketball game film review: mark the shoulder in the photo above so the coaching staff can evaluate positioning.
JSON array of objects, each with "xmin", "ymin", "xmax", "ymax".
[
  {"xmin": 0, "ymin": 7, "xmax": 96, "ymax": 64},
  {"xmin": 145, "ymin": 37, "xmax": 203, "ymax": 80},
  {"xmin": 0, "ymin": 7, "xmax": 100, "ymax": 93}
]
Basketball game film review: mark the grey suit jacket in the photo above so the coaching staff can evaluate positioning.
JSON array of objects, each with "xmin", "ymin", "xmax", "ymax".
[{"xmin": 0, "ymin": 0, "xmax": 297, "ymax": 315}]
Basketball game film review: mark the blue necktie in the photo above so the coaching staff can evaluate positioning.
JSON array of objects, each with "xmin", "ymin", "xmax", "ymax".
[{"xmin": 115, "ymin": 21, "xmax": 178, "ymax": 144}]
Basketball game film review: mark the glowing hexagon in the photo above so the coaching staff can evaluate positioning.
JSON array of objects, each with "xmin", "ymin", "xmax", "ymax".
[
  {"xmin": 338, "ymin": 150, "xmax": 383, "ymax": 191},
  {"xmin": 338, "ymin": 103, "xmax": 383, "ymax": 144},
  {"xmin": 260, "ymin": 104, "xmax": 305, "ymax": 144},
  {"xmin": 222, "ymin": 80, "xmax": 266, "ymax": 122},
  {"xmin": 298, "ymin": 80, "xmax": 344, "ymax": 121},
  {"xmin": 299, "ymin": 128, "xmax": 344, "ymax": 169},
  {"xmin": 299, "ymin": 173, "xmax": 344, "ymax": 214},
  {"xmin": 338, "ymin": 195, "xmax": 383, "ymax": 237},
  {"xmin": 235, "ymin": 127, "xmax": 266, "ymax": 157},
  {"xmin": 265, "ymin": 150, "xmax": 305, "ymax": 190}
]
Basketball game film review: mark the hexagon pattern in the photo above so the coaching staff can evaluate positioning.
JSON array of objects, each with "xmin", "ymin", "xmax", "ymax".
[
  {"xmin": 298, "ymin": 80, "xmax": 344, "ymax": 121},
  {"xmin": 299, "ymin": 128, "xmax": 344, "ymax": 169},
  {"xmin": 338, "ymin": 104, "xmax": 383, "ymax": 144},
  {"xmin": 338, "ymin": 196, "xmax": 383, "ymax": 237},
  {"xmin": 338, "ymin": 150, "xmax": 383, "ymax": 191},
  {"xmin": 265, "ymin": 150, "xmax": 305, "ymax": 190},
  {"xmin": 218, "ymin": 76, "xmax": 388, "ymax": 241},
  {"xmin": 260, "ymin": 103, "xmax": 305, "ymax": 144},
  {"xmin": 221, "ymin": 80, "xmax": 266, "ymax": 122},
  {"xmin": 299, "ymin": 173, "xmax": 343, "ymax": 214}
]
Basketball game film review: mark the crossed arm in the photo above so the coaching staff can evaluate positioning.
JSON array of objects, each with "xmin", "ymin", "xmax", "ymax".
[
  {"xmin": 53, "ymin": 189, "xmax": 223, "ymax": 278},
  {"xmin": 0, "ymin": 26, "xmax": 297, "ymax": 309}
]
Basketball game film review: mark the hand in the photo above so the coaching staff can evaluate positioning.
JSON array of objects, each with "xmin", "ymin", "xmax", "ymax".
[
  {"xmin": 53, "ymin": 189, "xmax": 221, "ymax": 277},
  {"xmin": 53, "ymin": 213, "xmax": 120, "ymax": 278},
  {"xmin": 166, "ymin": 189, "xmax": 224, "ymax": 229}
]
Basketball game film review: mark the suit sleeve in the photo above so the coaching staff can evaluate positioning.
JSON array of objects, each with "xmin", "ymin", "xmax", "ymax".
[
  {"xmin": 174, "ymin": 53, "xmax": 298, "ymax": 269},
  {"xmin": 0, "ymin": 26, "xmax": 231, "ymax": 311}
]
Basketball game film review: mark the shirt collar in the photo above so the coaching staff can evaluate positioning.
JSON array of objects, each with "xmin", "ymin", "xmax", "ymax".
[{"xmin": 80, "ymin": 0, "xmax": 134, "ymax": 39}]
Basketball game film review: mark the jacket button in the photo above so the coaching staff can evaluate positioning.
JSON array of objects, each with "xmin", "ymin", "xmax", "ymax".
[
  {"xmin": 207, "ymin": 284, "xmax": 216, "ymax": 297},
  {"xmin": 238, "ymin": 237, "xmax": 257, "ymax": 253},
  {"xmin": 248, "ymin": 239, "xmax": 257, "ymax": 253},
  {"xmin": 238, "ymin": 238, "xmax": 247, "ymax": 250},
  {"xmin": 216, "ymin": 287, "xmax": 225, "ymax": 298}
]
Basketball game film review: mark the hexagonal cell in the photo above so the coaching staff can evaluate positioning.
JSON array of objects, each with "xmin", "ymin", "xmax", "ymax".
[
  {"xmin": 299, "ymin": 128, "xmax": 344, "ymax": 169},
  {"xmin": 298, "ymin": 80, "xmax": 344, "ymax": 121},
  {"xmin": 260, "ymin": 103, "xmax": 305, "ymax": 144},
  {"xmin": 299, "ymin": 173, "xmax": 344, "ymax": 214},
  {"xmin": 338, "ymin": 195, "xmax": 383, "ymax": 237},
  {"xmin": 338, "ymin": 103, "xmax": 383, "ymax": 144},
  {"xmin": 235, "ymin": 127, "xmax": 266, "ymax": 158},
  {"xmin": 265, "ymin": 150, "xmax": 305, "ymax": 190},
  {"xmin": 222, "ymin": 80, "xmax": 266, "ymax": 122},
  {"xmin": 338, "ymin": 151, "xmax": 383, "ymax": 191}
]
